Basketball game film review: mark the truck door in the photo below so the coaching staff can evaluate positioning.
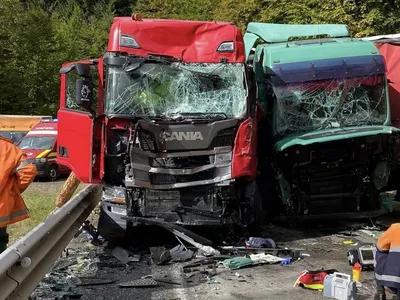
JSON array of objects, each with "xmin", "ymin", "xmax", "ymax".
[{"xmin": 57, "ymin": 58, "xmax": 104, "ymax": 183}]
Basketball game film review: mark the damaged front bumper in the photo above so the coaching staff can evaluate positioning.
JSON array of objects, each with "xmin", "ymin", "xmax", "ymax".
[
  {"xmin": 128, "ymin": 182, "xmax": 237, "ymax": 226},
  {"xmin": 97, "ymin": 186, "xmax": 127, "ymax": 241}
]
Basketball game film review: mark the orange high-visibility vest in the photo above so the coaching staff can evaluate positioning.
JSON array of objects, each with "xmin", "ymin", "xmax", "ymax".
[{"xmin": 0, "ymin": 136, "xmax": 37, "ymax": 227}]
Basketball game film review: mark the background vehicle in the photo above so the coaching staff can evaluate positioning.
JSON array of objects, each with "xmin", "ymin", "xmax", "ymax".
[
  {"xmin": 244, "ymin": 23, "xmax": 400, "ymax": 220},
  {"xmin": 0, "ymin": 115, "xmax": 51, "ymax": 144},
  {"xmin": 56, "ymin": 15, "xmax": 260, "ymax": 241},
  {"xmin": 19, "ymin": 119, "xmax": 70, "ymax": 181}
]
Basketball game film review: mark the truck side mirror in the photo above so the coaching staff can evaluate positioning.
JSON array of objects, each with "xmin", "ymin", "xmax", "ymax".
[
  {"xmin": 75, "ymin": 63, "xmax": 92, "ymax": 78},
  {"xmin": 75, "ymin": 79, "xmax": 95, "ymax": 116}
]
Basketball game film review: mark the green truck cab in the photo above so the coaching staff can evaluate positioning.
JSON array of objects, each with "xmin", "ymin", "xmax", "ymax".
[{"xmin": 244, "ymin": 23, "xmax": 400, "ymax": 220}]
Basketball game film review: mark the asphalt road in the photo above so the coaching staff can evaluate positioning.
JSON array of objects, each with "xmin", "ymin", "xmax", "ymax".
[{"xmin": 30, "ymin": 215, "xmax": 396, "ymax": 300}]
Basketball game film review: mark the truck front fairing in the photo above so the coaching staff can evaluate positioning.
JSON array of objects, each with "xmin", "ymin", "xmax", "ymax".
[{"xmin": 245, "ymin": 23, "xmax": 400, "ymax": 219}]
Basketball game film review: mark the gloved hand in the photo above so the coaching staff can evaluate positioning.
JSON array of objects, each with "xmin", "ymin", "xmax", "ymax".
[
  {"xmin": 223, "ymin": 257, "xmax": 253, "ymax": 270},
  {"xmin": 280, "ymin": 257, "xmax": 291, "ymax": 265}
]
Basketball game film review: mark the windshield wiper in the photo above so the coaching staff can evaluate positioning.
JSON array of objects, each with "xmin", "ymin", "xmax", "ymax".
[
  {"xmin": 174, "ymin": 112, "xmax": 228, "ymax": 120},
  {"xmin": 172, "ymin": 64, "xmax": 222, "ymax": 80},
  {"xmin": 122, "ymin": 54, "xmax": 176, "ymax": 74},
  {"xmin": 107, "ymin": 113, "xmax": 151, "ymax": 122},
  {"xmin": 144, "ymin": 54, "xmax": 176, "ymax": 64}
]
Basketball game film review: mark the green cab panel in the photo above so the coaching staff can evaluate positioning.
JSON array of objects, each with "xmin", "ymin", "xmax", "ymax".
[{"xmin": 275, "ymin": 125, "xmax": 400, "ymax": 152}]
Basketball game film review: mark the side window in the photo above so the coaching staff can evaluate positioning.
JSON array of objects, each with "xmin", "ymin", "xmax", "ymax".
[{"xmin": 66, "ymin": 64, "xmax": 99, "ymax": 112}]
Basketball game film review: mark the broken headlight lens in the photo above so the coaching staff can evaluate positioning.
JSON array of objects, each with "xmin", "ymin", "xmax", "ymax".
[
  {"xmin": 102, "ymin": 186, "xmax": 126, "ymax": 204},
  {"xmin": 214, "ymin": 152, "xmax": 232, "ymax": 163}
]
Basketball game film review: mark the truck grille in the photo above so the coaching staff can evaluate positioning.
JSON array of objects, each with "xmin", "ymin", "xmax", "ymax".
[
  {"xmin": 149, "ymin": 155, "xmax": 210, "ymax": 169},
  {"xmin": 138, "ymin": 130, "xmax": 157, "ymax": 152},
  {"xmin": 137, "ymin": 127, "xmax": 237, "ymax": 152},
  {"xmin": 208, "ymin": 127, "xmax": 237, "ymax": 149},
  {"xmin": 149, "ymin": 169, "xmax": 215, "ymax": 185}
]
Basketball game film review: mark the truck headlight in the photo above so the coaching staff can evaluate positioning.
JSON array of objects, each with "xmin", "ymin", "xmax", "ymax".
[{"xmin": 35, "ymin": 158, "xmax": 47, "ymax": 163}]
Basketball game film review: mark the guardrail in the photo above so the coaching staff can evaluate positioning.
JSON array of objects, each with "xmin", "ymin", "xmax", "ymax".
[{"xmin": 0, "ymin": 184, "xmax": 101, "ymax": 300}]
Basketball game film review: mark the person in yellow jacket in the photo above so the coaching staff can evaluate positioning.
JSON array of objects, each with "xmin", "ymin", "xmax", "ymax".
[
  {"xmin": 132, "ymin": 75, "xmax": 172, "ymax": 114},
  {"xmin": 0, "ymin": 136, "xmax": 37, "ymax": 254}
]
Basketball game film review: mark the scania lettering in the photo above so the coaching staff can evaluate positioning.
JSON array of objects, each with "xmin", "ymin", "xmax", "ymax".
[{"xmin": 164, "ymin": 131, "xmax": 204, "ymax": 142}]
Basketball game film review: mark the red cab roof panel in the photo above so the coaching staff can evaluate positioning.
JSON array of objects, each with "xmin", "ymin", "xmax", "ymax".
[
  {"xmin": 107, "ymin": 17, "xmax": 245, "ymax": 63},
  {"xmin": 373, "ymin": 42, "xmax": 400, "ymax": 127}
]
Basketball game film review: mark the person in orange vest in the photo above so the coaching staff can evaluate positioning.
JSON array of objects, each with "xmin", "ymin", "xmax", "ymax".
[
  {"xmin": 0, "ymin": 136, "xmax": 37, "ymax": 254},
  {"xmin": 374, "ymin": 223, "xmax": 400, "ymax": 300}
]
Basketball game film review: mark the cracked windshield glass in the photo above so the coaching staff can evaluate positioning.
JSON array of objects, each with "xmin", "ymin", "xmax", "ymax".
[
  {"xmin": 105, "ymin": 62, "xmax": 247, "ymax": 118},
  {"xmin": 273, "ymin": 75, "xmax": 387, "ymax": 136}
]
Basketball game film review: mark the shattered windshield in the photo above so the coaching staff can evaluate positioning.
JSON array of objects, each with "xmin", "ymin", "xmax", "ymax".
[
  {"xmin": 105, "ymin": 62, "xmax": 247, "ymax": 118},
  {"xmin": 273, "ymin": 75, "xmax": 387, "ymax": 136},
  {"xmin": 19, "ymin": 136, "xmax": 55, "ymax": 150}
]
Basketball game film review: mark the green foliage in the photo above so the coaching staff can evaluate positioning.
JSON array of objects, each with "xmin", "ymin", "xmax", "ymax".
[
  {"xmin": 0, "ymin": 0, "xmax": 399, "ymax": 115},
  {"xmin": 0, "ymin": 0, "xmax": 115, "ymax": 115}
]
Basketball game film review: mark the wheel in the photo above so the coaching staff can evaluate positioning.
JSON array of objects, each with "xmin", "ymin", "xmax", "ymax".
[{"xmin": 48, "ymin": 164, "xmax": 59, "ymax": 181}]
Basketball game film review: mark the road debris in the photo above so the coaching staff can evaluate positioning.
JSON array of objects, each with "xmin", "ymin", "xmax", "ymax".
[
  {"xmin": 75, "ymin": 220, "xmax": 106, "ymax": 246},
  {"xmin": 220, "ymin": 253, "xmax": 285, "ymax": 270},
  {"xmin": 169, "ymin": 244, "xmax": 194, "ymax": 262},
  {"xmin": 280, "ymin": 257, "xmax": 291, "ymax": 265},
  {"xmin": 221, "ymin": 257, "xmax": 253, "ymax": 270},
  {"xmin": 153, "ymin": 278, "xmax": 181, "ymax": 285},
  {"xmin": 245, "ymin": 237, "xmax": 276, "ymax": 248},
  {"xmin": 112, "ymin": 246, "xmax": 141, "ymax": 264},
  {"xmin": 294, "ymin": 269, "xmax": 338, "ymax": 289},
  {"xmin": 122, "ymin": 216, "xmax": 214, "ymax": 246},
  {"xmin": 119, "ymin": 276, "xmax": 159, "ymax": 288},
  {"xmin": 172, "ymin": 229, "xmax": 220, "ymax": 257},
  {"xmin": 150, "ymin": 246, "xmax": 171, "ymax": 265},
  {"xmin": 75, "ymin": 277, "xmax": 115, "ymax": 286}
]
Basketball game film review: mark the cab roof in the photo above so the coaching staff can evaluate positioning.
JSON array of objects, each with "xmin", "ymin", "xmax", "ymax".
[
  {"xmin": 244, "ymin": 22, "xmax": 380, "ymax": 66},
  {"xmin": 107, "ymin": 17, "xmax": 245, "ymax": 63},
  {"xmin": 253, "ymin": 37, "xmax": 381, "ymax": 67}
]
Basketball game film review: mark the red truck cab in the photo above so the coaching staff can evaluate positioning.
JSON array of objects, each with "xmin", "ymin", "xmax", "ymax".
[
  {"xmin": 57, "ymin": 15, "xmax": 260, "ymax": 240},
  {"xmin": 18, "ymin": 119, "xmax": 70, "ymax": 181}
]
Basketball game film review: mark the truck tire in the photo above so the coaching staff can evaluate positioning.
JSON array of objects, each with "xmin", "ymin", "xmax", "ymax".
[{"xmin": 48, "ymin": 164, "xmax": 59, "ymax": 181}]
